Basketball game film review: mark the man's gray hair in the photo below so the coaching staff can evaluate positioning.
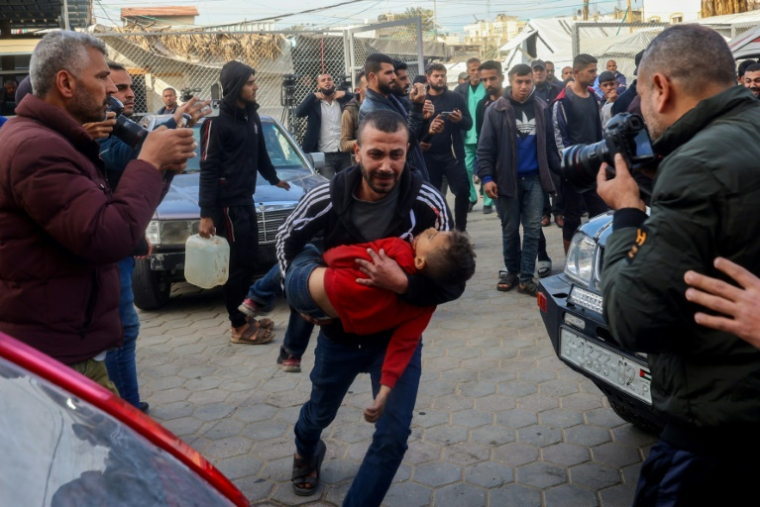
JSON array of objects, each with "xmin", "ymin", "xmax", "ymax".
[
  {"xmin": 30, "ymin": 30, "xmax": 108, "ymax": 98},
  {"xmin": 639, "ymin": 24, "xmax": 735, "ymax": 95}
]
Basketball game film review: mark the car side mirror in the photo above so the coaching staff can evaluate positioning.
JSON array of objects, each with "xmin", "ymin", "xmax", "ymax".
[{"xmin": 307, "ymin": 152, "xmax": 326, "ymax": 170}]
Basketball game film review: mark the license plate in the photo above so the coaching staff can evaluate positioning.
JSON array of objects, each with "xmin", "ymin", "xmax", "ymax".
[{"xmin": 559, "ymin": 327, "xmax": 652, "ymax": 404}]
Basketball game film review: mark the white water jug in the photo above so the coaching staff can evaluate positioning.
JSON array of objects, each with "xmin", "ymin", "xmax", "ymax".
[{"xmin": 184, "ymin": 234, "xmax": 230, "ymax": 289}]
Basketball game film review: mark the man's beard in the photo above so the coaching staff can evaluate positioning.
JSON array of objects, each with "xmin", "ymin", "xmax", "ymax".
[
  {"xmin": 391, "ymin": 83, "xmax": 407, "ymax": 97},
  {"xmin": 359, "ymin": 161, "xmax": 399, "ymax": 194},
  {"xmin": 486, "ymin": 86, "xmax": 501, "ymax": 97},
  {"xmin": 377, "ymin": 81, "xmax": 394, "ymax": 96},
  {"xmin": 430, "ymin": 82, "xmax": 446, "ymax": 92},
  {"xmin": 640, "ymin": 94, "xmax": 666, "ymax": 141},
  {"xmin": 70, "ymin": 80, "xmax": 107, "ymax": 123}
]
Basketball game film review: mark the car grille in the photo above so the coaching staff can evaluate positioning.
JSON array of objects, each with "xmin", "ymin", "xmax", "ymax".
[{"xmin": 257, "ymin": 209, "xmax": 292, "ymax": 244}]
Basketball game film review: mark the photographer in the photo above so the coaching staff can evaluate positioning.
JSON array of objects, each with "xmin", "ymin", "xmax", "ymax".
[
  {"xmin": 596, "ymin": 25, "xmax": 760, "ymax": 505},
  {"xmin": 296, "ymin": 73, "xmax": 354, "ymax": 179},
  {"xmin": 0, "ymin": 31, "xmax": 195, "ymax": 390},
  {"xmin": 88, "ymin": 62, "xmax": 209, "ymax": 413}
]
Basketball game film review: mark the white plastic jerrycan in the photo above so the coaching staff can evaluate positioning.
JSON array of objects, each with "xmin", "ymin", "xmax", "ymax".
[{"xmin": 184, "ymin": 234, "xmax": 230, "ymax": 289}]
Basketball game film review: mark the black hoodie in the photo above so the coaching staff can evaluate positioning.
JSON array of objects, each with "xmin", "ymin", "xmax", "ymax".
[{"xmin": 199, "ymin": 61, "xmax": 280, "ymax": 217}]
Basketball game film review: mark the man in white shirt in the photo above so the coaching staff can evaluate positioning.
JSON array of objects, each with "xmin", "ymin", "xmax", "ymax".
[{"xmin": 296, "ymin": 73, "xmax": 355, "ymax": 178}]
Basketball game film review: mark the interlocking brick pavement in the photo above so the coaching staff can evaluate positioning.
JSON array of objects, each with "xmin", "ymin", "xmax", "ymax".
[{"xmin": 136, "ymin": 201, "xmax": 654, "ymax": 507}]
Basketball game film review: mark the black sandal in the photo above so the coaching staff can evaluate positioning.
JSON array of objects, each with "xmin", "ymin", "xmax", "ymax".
[
  {"xmin": 291, "ymin": 440, "xmax": 326, "ymax": 496},
  {"xmin": 497, "ymin": 272, "xmax": 519, "ymax": 292}
]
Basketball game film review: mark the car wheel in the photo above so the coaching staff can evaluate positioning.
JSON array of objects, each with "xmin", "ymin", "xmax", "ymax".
[{"xmin": 132, "ymin": 259, "xmax": 172, "ymax": 310}]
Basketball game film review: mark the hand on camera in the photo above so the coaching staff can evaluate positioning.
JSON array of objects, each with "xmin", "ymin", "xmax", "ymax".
[
  {"xmin": 596, "ymin": 154, "xmax": 646, "ymax": 211},
  {"xmin": 138, "ymin": 126, "xmax": 197, "ymax": 173},
  {"xmin": 83, "ymin": 112, "xmax": 116, "ymax": 140}
]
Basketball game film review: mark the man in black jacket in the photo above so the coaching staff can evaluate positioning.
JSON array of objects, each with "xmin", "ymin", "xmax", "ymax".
[
  {"xmin": 296, "ymin": 73, "xmax": 354, "ymax": 178},
  {"xmin": 199, "ymin": 61, "xmax": 291, "ymax": 344},
  {"xmin": 478, "ymin": 63, "xmax": 559, "ymax": 297},
  {"xmin": 475, "ymin": 61, "xmax": 555, "ymax": 280},
  {"xmin": 422, "ymin": 63, "xmax": 472, "ymax": 232},
  {"xmin": 278, "ymin": 110, "xmax": 463, "ymax": 506},
  {"xmin": 597, "ymin": 25, "xmax": 760, "ymax": 505}
]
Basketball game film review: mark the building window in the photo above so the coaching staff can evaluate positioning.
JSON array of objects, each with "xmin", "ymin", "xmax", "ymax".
[
  {"xmin": 648, "ymin": 16, "xmax": 661, "ymax": 22},
  {"xmin": 670, "ymin": 13, "xmax": 683, "ymax": 23}
]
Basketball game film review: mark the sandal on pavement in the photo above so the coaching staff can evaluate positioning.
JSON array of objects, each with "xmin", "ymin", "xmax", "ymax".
[
  {"xmin": 541, "ymin": 214, "xmax": 550, "ymax": 227},
  {"xmin": 230, "ymin": 321, "xmax": 275, "ymax": 345},
  {"xmin": 555, "ymin": 214, "xmax": 565, "ymax": 228},
  {"xmin": 292, "ymin": 440, "xmax": 326, "ymax": 496},
  {"xmin": 518, "ymin": 281, "xmax": 540, "ymax": 297},
  {"xmin": 497, "ymin": 272, "xmax": 519, "ymax": 292},
  {"xmin": 537, "ymin": 260, "xmax": 552, "ymax": 278}
]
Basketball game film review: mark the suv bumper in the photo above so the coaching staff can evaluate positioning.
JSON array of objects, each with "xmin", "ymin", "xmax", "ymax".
[
  {"xmin": 147, "ymin": 244, "xmax": 278, "ymax": 275},
  {"xmin": 538, "ymin": 274, "xmax": 665, "ymax": 430}
]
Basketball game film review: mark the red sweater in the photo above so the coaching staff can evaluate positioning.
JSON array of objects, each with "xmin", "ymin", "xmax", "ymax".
[{"xmin": 323, "ymin": 237, "xmax": 435, "ymax": 388}]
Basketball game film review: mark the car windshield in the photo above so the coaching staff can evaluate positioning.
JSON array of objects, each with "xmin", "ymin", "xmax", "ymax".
[{"xmin": 185, "ymin": 120, "xmax": 311, "ymax": 182}]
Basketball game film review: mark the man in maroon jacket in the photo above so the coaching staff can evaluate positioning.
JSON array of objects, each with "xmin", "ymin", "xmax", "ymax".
[{"xmin": 0, "ymin": 30, "xmax": 195, "ymax": 390}]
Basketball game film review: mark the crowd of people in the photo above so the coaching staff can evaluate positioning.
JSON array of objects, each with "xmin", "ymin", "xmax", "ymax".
[{"xmin": 1, "ymin": 24, "xmax": 760, "ymax": 507}]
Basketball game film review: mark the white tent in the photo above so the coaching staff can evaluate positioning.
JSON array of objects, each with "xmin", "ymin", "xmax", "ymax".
[
  {"xmin": 729, "ymin": 25, "xmax": 760, "ymax": 60},
  {"xmin": 500, "ymin": 18, "xmax": 576, "ymax": 71},
  {"xmin": 500, "ymin": 17, "xmax": 663, "ymax": 79}
]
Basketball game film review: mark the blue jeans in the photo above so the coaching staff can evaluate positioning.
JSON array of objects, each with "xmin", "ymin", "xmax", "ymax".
[
  {"xmin": 105, "ymin": 257, "xmax": 141, "ymax": 407},
  {"xmin": 496, "ymin": 174, "xmax": 544, "ymax": 284},
  {"xmin": 284, "ymin": 245, "xmax": 331, "ymax": 321},
  {"xmin": 245, "ymin": 260, "xmax": 314, "ymax": 358},
  {"xmin": 295, "ymin": 333, "xmax": 422, "ymax": 507}
]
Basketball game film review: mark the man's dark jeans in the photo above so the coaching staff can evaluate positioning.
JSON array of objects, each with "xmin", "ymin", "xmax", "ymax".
[
  {"xmin": 562, "ymin": 185, "xmax": 608, "ymax": 242},
  {"xmin": 496, "ymin": 174, "xmax": 543, "ymax": 284},
  {"xmin": 295, "ymin": 333, "xmax": 422, "ymax": 507},
  {"xmin": 425, "ymin": 153, "xmax": 470, "ymax": 232},
  {"xmin": 319, "ymin": 152, "xmax": 352, "ymax": 179}
]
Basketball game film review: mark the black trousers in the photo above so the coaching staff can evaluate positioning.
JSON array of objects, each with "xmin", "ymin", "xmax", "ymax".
[
  {"xmin": 212, "ymin": 205, "xmax": 258, "ymax": 328},
  {"xmin": 562, "ymin": 185, "xmax": 608, "ymax": 242},
  {"xmin": 634, "ymin": 436, "xmax": 759, "ymax": 506},
  {"xmin": 425, "ymin": 154, "xmax": 470, "ymax": 232},
  {"xmin": 319, "ymin": 152, "xmax": 352, "ymax": 179}
]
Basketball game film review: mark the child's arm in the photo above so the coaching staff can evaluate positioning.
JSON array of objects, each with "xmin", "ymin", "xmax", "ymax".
[
  {"xmin": 364, "ymin": 385, "xmax": 391, "ymax": 423},
  {"xmin": 379, "ymin": 307, "xmax": 434, "ymax": 388}
]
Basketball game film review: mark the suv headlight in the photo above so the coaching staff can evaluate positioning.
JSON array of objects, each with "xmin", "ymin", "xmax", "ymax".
[
  {"xmin": 564, "ymin": 233, "xmax": 597, "ymax": 287},
  {"xmin": 145, "ymin": 220, "xmax": 199, "ymax": 247}
]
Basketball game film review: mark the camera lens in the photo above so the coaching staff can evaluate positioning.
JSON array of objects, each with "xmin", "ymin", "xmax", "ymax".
[{"xmin": 560, "ymin": 140, "xmax": 610, "ymax": 192}]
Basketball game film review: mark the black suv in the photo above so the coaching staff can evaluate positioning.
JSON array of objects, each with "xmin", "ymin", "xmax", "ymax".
[{"xmin": 537, "ymin": 212, "xmax": 666, "ymax": 434}]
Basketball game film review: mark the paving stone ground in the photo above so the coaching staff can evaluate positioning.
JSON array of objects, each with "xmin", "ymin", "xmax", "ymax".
[{"xmin": 136, "ymin": 199, "xmax": 654, "ymax": 507}]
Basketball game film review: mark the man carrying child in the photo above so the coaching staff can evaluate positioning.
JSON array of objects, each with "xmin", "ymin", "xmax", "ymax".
[{"xmin": 275, "ymin": 110, "xmax": 469, "ymax": 506}]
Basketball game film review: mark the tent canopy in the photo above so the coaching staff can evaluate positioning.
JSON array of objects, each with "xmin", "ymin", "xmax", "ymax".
[{"xmin": 729, "ymin": 25, "xmax": 760, "ymax": 59}]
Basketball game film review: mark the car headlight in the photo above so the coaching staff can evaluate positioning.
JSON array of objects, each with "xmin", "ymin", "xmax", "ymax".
[
  {"xmin": 564, "ymin": 233, "xmax": 597, "ymax": 287},
  {"xmin": 145, "ymin": 220, "xmax": 199, "ymax": 247},
  {"xmin": 146, "ymin": 220, "xmax": 160, "ymax": 246}
]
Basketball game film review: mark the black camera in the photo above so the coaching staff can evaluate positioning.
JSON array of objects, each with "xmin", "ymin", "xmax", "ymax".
[
  {"xmin": 179, "ymin": 87, "xmax": 201, "ymax": 102},
  {"xmin": 281, "ymin": 74, "xmax": 300, "ymax": 106},
  {"xmin": 336, "ymin": 74, "xmax": 352, "ymax": 92},
  {"xmin": 561, "ymin": 113, "xmax": 658, "ymax": 192},
  {"xmin": 106, "ymin": 96, "xmax": 148, "ymax": 150}
]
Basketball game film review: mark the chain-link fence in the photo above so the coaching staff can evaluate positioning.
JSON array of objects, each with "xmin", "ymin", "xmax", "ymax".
[
  {"xmin": 572, "ymin": 22, "xmax": 669, "ymax": 78},
  {"xmin": 93, "ymin": 19, "xmax": 439, "ymax": 144}
]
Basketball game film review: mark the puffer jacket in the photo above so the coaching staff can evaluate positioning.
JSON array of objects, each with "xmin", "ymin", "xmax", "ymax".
[
  {"xmin": 0, "ymin": 95, "xmax": 165, "ymax": 364},
  {"xmin": 602, "ymin": 85, "xmax": 760, "ymax": 443}
]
